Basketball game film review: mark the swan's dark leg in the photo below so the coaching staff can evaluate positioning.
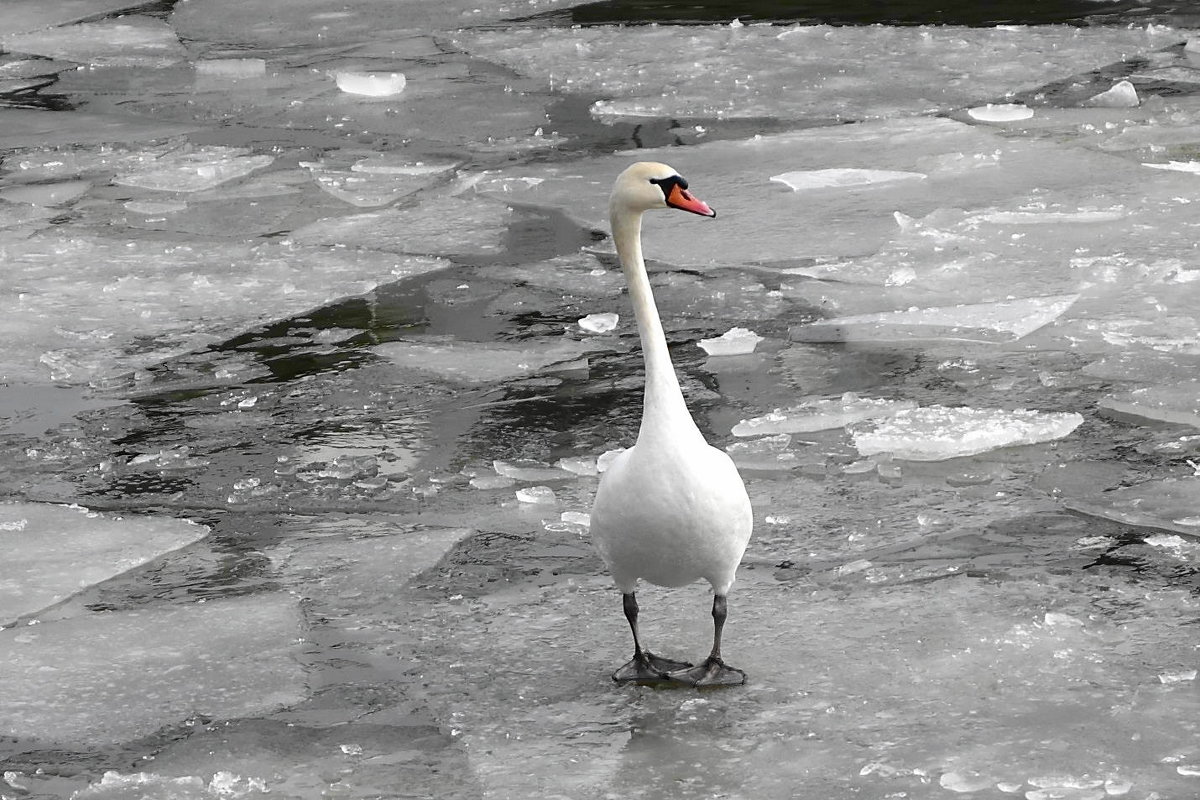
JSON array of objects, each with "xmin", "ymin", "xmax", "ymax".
[
  {"xmin": 668, "ymin": 594, "xmax": 747, "ymax": 688},
  {"xmin": 612, "ymin": 591, "xmax": 692, "ymax": 684}
]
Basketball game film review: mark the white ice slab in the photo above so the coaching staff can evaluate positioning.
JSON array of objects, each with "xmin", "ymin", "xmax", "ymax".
[
  {"xmin": 0, "ymin": 179, "xmax": 90, "ymax": 207},
  {"xmin": 769, "ymin": 169, "xmax": 925, "ymax": 191},
  {"xmin": 1, "ymin": 502, "xmax": 208, "ymax": 626},
  {"xmin": 1066, "ymin": 478, "xmax": 1200, "ymax": 538},
  {"xmin": 732, "ymin": 393, "xmax": 916, "ymax": 436},
  {"xmin": 493, "ymin": 459, "xmax": 572, "ymax": 482},
  {"xmin": 852, "ymin": 406, "xmax": 1084, "ymax": 461},
  {"xmin": 699, "ymin": 327, "xmax": 763, "ymax": 356},
  {"xmin": 0, "ymin": 594, "xmax": 306, "ymax": 744},
  {"xmin": 291, "ymin": 195, "xmax": 512, "ymax": 257},
  {"xmin": 1083, "ymin": 80, "xmax": 1139, "ymax": 108},
  {"xmin": 333, "ymin": 70, "xmax": 406, "ymax": 97},
  {"xmin": 579, "ymin": 312, "xmax": 619, "ymax": 333},
  {"xmin": 791, "ymin": 294, "xmax": 1079, "ymax": 343},
  {"xmin": 967, "ymin": 103, "xmax": 1034, "ymax": 122},
  {"xmin": 375, "ymin": 337, "xmax": 597, "ymax": 384},
  {"xmin": 302, "ymin": 160, "xmax": 451, "ymax": 207},
  {"xmin": 1099, "ymin": 379, "xmax": 1200, "ymax": 427},
  {"xmin": 455, "ymin": 24, "xmax": 1174, "ymax": 122},
  {"xmin": 70, "ymin": 772, "xmax": 269, "ymax": 800},
  {"xmin": 0, "ymin": 232, "xmax": 449, "ymax": 384},
  {"xmin": 113, "ymin": 146, "xmax": 273, "ymax": 192},
  {"xmin": 2, "ymin": 16, "xmax": 187, "ymax": 68}
]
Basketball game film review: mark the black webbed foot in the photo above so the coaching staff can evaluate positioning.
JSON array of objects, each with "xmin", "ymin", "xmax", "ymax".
[
  {"xmin": 612, "ymin": 651, "xmax": 694, "ymax": 685},
  {"xmin": 668, "ymin": 656, "xmax": 746, "ymax": 688}
]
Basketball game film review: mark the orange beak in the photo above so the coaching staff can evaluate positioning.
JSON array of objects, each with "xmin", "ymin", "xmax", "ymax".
[{"xmin": 666, "ymin": 182, "xmax": 716, "ymax": 218}]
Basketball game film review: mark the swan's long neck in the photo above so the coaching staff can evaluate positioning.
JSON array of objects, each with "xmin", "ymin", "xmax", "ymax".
[{"xmin": 611, "ymin": 203, "xmax": 701, "ymax": 444}]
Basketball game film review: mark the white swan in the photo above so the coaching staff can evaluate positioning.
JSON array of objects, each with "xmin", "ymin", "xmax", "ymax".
[{"xmin": 590, "ymin": 162, "xmax": 753, "ymax": 688}]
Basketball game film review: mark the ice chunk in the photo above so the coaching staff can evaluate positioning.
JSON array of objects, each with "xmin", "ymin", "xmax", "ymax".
[
  {"xmin": 1099, "ymin": 379, "xmax": 1200, "ymax": 427},
  {"xmin": 1, "ymin": 16, "xmax": 187, "ymax": 68},
  {"xmin": 0, "ymin": 594, "xmax": 305, "ymax": 744},
  {"xmin": 493, "ymin": 459, "xmax": 571, "ymax": 482},
  {"xmin": 967, "ymin": 103, "xmax": 1034, "ymax": 122},
  {"xmin": 0, "ymin": 179, "xmax": 89, "ymax": 207},
  {"xmin": 792, "ymin": 294, "xmax": 1079, "ymax": 344},
  {"xmin": 1, "ymin": 503, "xmax": 208, "ymax": 627},
  {"xmin": 1143, "ymin": 160, "xmax": 1200, "ymax": 174},
  {"xmin": 1158, "ymin": 669, "xmax": 1198, "ymax": 684},
  {"xmin": 375, "ymin": 337, "xmax": 597, "ymax": 384},
  {"xmin": 579, "ymin": 312, "xmax": 619, "ymax": 333},
  {"xmin": 333, "ymin": 71, "xmax": 407, "ymax": 97},
  {"xmin": 302, "ymin": 159, "xmax": 450, "ymax": 208},
  {"xmin": 1082, "ymin": 80, "xmax": 1139, "ymax": 108},
  {"xmin": 556, "ymin": 456, "xmax": 598, "ymax": 476},
  {"xmin": 939, "ymin": 771, "xmax": 995, "ymax": 793},
  {"xmin": 455, "ymin": 24, "xmax": 1174, "ymax": 122},
  {"xmin": 194, "ymin": 57, "xmax": 267, "ymax": 79},
  {"xmin": 290, "ymin": 195, "xmax": 512, "ymax": 257},
  {"xmin": 1065, "ymin": 478, "xmax": 1200, "ymax": 538},
  {"xmin": 732, "ymin": 393, "xmax": 916, "ymax": 436},
  {"xmin": 699, "ymin": 327, "xmax": 763, "ymax": 356},
  {"xmin": 113, "ymin": 146, "xmax": 274, "ymax": 192},
  {"xmin": 71, "ymin": 772, "xmax": 269, "ymax": 799},
  {"xmin": 770, "ymin": 169, "xmax": 925, "ymax": 191},
  {"xmin": 853, "ymin": 406, "xmax": 1084, "ymax": 461},
  {"xmin": 515, "ymin": 486, "xmax": 556, "ymax": 504}
]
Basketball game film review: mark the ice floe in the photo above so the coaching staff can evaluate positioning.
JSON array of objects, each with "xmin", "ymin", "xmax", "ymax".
[
  {"xmin": 374, "ymin": 337, "xmax": 597, "ymax": 384},
  {"xmin": 1099, "ymin": 379, "xmax": 1200, "ymax": 427},
  {"xmin": 967, "ymin": 103, "xmax": 1034, "ymax": 122},
  {"xmin": 1, "ymin": 16, "xmax": 187, "ymax": 68},
  {"xmin": 699, "ymin": 327, "xmax": 763, "ymax": 355},
  {"xmin": 1, "ymin": 502, "xmax": 207, "ymax": 626},
  {"xmin": 0, "ymin": 594, "xmax": 305, "ymax": 744},
  {"xmin": 852, "ymin": 406, "xmax": 1084, "ymax": 461},
  {"xmin": 732, "ymin": 394, "xmax": 916, "ymax": 436},
  {"xmin": 332, "ymin": 70, "xmax": 406, "ymax": 97},
  {"xmin": 791, "ymin": 294, "xmax": 1079, "ymax": 343},
  {"xmin": 769, "ymin": 169, "xmax": 926, "ymax": 191},
  {"xmin": 1066, "ymin": 478, "xmax": 1200, "ymax": 538}
]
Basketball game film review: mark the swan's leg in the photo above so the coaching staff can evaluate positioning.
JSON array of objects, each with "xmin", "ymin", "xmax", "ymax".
[
  {"xmin": 668, "ymin": 594, "xmax": 747, "ymax": 688},
  {"xmin": 612, "ymin": 591, "xmax": 692, "ymax": 684}
]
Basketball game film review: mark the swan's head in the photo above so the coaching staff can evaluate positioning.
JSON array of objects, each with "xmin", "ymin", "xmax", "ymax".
[{"xmin": 611, "ymin": 161, "xmax": 716, "ymax": 218}]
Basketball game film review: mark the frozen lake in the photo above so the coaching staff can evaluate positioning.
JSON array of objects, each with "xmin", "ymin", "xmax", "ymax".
[{"xmin": 2, "ymin": 0, "xmax": 1200, "ymax": 798}]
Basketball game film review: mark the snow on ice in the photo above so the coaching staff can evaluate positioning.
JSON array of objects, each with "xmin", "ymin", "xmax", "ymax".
[{"xmin": 852, "ymin": 406, "xmax": 1085, "ymax": 461}]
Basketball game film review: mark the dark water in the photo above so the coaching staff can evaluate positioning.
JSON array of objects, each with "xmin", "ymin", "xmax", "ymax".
[{"xmin": 535, "ymin": 0, "xmax": 1200, "ymax": 26}]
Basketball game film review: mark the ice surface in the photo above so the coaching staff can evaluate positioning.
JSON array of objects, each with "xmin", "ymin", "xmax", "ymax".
[
  {"xmin": 967, "ymin": 103, "xmax": 1034, "ymax": 122},
  {"xmin": 699, "ymin": 327, "xmax": 764, "ymax": 355},
  {"xmin": 0, "ymin": 594, "xmax": 305, "ymax": 744},
  {"xmin": 290, "ymin": 195, "xmax": 512, "ymax": 257},
  {"xmin": 0, "ymin": 179, "xmax": 89, "ymax": 207},
  {"xmin": 113, "ymin": 146, "xmax": 274, "ymax": 192},
  {"xmin": 769, "ymin": 169, "xmax": 926, "ymax": 191},
  {"xmin": 1099, "ymin": 379, "xmax": 1200, "ymax": 427},
  {"xmin": 732, "ymin": 393, "xmax": 916, "ymax": 436},
  {"xmin": 374, "ymin": 337, "xmax": 597, "ymax": 384},
  {"xmin": 1066, "ymin": 478, "xmax": 1200, "ymax": 538},
  {"xmin": 333, "ymin": 71, "xmax": 406, "ymax": 97},
  {"xmin": 0, "ymin": 109, "xmax": 198, "ymax": 150},
  {"xmin": 579, "ymin": 312, "xmax": 619, "ymax": 333},
  {"xmin": 515, "ymin": 485, "xmax": 557, "ymax": 504},
  {"xmin": 493, "ymin": 459, "xmax": 572, "ymax": 482},
  {"xmin": 0, "ymin": 232, "xmax": 449, "ymax": 384},
  {"xmin": 1, "ymin": 503, "xmax": 207, "ymax": 626},
  {"xmin": 456, "ymin": 24, "xmax": 1175, "ymax": 122},
  {"xmin": 302, "ymin": 158, "xmax": 454, "ymax": 207},
  {"xmin": 71, "ymin": 772, "xmax": 269, "ymax": 800},
  {"xmin": 852, "ymin": 406, "xmax": 1085, "ymax": 461},
  {"xmin": 194, "ymin": 58, "xmax": 267, "ymax": 79},
  {"xmin": 1, "ymin": 16, "xmax": 187, "ymax": 68},
  {"xmin": 792, "ymin": 294, "xmax": 1079, "ymax": 343},
  {"xmin": 1083, "ymin": 80, "xmax": 1140, "ymax": 108}
]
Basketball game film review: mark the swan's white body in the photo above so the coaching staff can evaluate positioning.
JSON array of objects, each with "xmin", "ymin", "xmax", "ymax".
[{"xmin": 590, "ymin": 162, "xmax": 752, "ymax": 686}]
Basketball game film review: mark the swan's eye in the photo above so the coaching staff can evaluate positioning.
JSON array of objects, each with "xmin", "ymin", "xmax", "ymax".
[{"xmin": 649, "ymin": 175, "xmax": 687, "ymax": 201}]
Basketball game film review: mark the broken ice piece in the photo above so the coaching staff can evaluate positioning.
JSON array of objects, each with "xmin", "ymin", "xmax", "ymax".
[
  {"xmin": 0, "ymin": 179, "xmax": 89, "ymax": 207},
  {"xmin": 556, "ymin": 456, "xmax": 598, "ymax": 476},
  {"xmin": 1065, "ymin": 478, "xmax": 1200, "ymax": 538},
  {"xmin": 113, "ymin": 146, "xmax": 273, "ymax": 192},
  {"xmin": 698, "ymin": 327, "xmax": 763, "ymax": 356},
  {"xmin": 852, "ymin": 406, "xmax": 1084, "ymax": 461},
  {"xmin": 596, "ymin": 448, "xmax": 626, "ymax": 473},
  {"xmin": 1082, "ymin": 79, "xmax": 1138, "ymax": 108},
  {"xmin": 334, "ymin": 71, "xmax": 406, "ymax": 97},
  {"xmin": 561, "ymin": 511, "xmax": 591, "ymax": 527},
  {"xmin": 579, "ymin": 312, "xmax": 618, "ymax": 333},
  {"xmin": 792, "ymin": 294, "xmax": 1079, "ymax": 344},
  {"xmin": 966, "ymin": 103, "xmax": 1034, "ymax": 122},
  {"xmin": 770, "ymin": 168, "xmax": 925, "ymax": 191},
  {"xmin": 1143, "ymin": 161, "xmax": 1200, "ymax": 174},
  {"xmin": 492, "ymin": 459, "xmax": 570, "ymax": 482},
  {"xmin": 470, "ymin": 474, "xmax": 514, "ymax": 490},
  {"xmin": 195, "ymin": 58, "xmax": 266, "ymax": 78},
  {"xmin": 515, "ymin": 485, "xmax": 556, "ymax": 504},
  {"xmin": 1158, "ymin": 669, "xmax": 1198, "ymax": 684},
  {"xmin": 939, "ymin": 772, "xmax": 995, "ymax": 793},
  {"xmin": 124, "ymin": 199, "xmax": 188, "ymax": 215},
  {"xmin": 375, "ymin": 338, "xmax": 596, "ymax": 384},
  {"xmin": 1098, "ymin": 379, "xmax": 1200, "ymax": 427},
  {"xmin": 732, "ymin": 393, "xmax": 916, "ymax": 437}
]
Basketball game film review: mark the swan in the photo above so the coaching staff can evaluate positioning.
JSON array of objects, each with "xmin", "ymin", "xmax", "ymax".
[{"xmin": 590, "ymin": 161, "xmax": 753, "ymax": 688}]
